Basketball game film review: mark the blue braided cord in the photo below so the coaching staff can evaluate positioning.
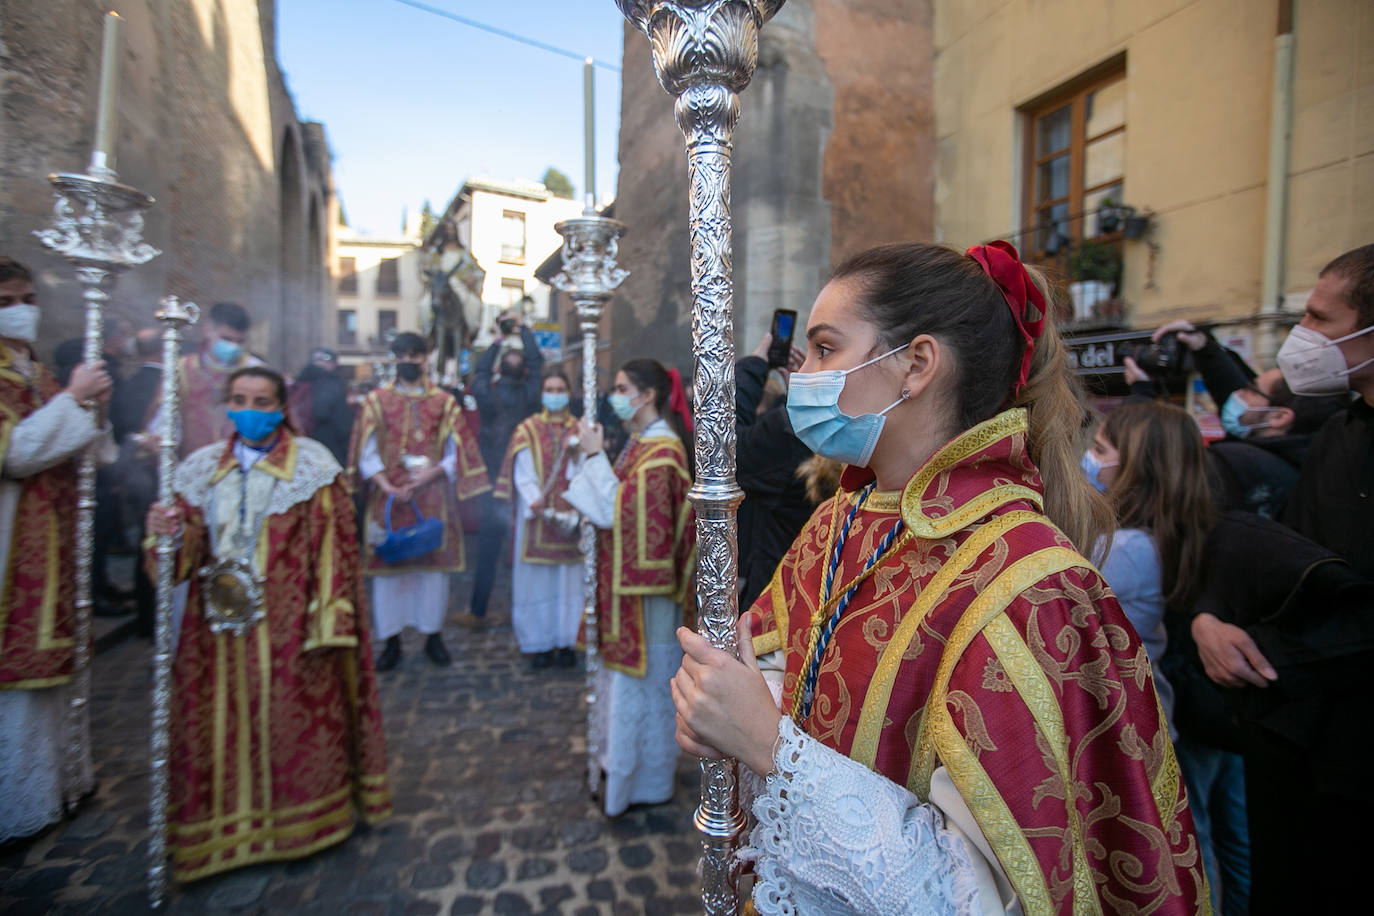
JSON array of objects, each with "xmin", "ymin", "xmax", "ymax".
[
  {"xmin": 822, "ymin": 482, "xmax": 872, "ymax": 602},
  {"xmin": 801, "ymin": 487, "xmax": 904, "ymax": 721}
]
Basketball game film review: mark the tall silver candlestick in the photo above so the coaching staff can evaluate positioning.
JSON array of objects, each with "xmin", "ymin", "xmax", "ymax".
[
  {"xmin": 34, "ymin": 158, "xmax": 160, "ymax": 812},
  {"xmin": 147, "ymin": 296, "xmax": 197, "ymax": 908},
  {"xmin": 616, "ymin": 2, "xmax": 785, "ymax": 912},
  {"xmin": 552, "ymin": 213, "xmax": 627, "ymax": 798}
]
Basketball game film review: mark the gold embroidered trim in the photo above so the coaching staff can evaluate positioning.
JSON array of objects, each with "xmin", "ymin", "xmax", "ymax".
[
  {"xmin": 851, "ymin": 510, "xmax": 1046, "ymax": 768},
  {"xmin": 900, "ymin": 409, "xmax": 1043, "ymax": 539},
  {"xmin": 915, "ymin": 547, "xmax": 1090, "ymax": 916}
]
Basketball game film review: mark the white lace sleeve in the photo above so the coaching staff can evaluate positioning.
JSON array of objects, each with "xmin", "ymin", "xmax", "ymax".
[
  {"xmin": 741, "ymin": 717, "xmax": 984, "ymax": 916},
  {"xmin": 2, "ymin": 393, "xmax": 105, "ymax": 478}
]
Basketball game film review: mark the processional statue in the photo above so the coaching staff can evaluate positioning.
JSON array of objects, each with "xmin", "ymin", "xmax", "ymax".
[{"xmin": 615, "ymin": 2, "xmax": 786, "ymax": 913}]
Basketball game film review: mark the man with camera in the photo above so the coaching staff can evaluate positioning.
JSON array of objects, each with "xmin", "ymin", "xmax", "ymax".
[{"xmin": 1131, "ymin": 320, "xmax": 1344, "ymax": 518}]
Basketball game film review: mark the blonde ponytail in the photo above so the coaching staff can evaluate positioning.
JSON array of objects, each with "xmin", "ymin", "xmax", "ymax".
[{"xmin": 1013, "ymin": 268, "xmax": 1114, "ymax": 562}]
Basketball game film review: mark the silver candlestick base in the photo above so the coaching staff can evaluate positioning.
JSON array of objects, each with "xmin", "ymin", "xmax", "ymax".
[
  {"xmin": 34, "ymin": 155, "xmax": 160, "ymax": 814},
  {"xmin": 616, "ymin": 2, "xmax": 785, "ymax": 913},
  {"xmin": 553, "ymin": 210, "xmax": 628, "ymax": 801}
]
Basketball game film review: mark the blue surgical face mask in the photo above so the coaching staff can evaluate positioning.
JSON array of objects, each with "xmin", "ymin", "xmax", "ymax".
[
  {"xmin": 542, "ymin": 392, "xmax": 569, "ymax": 413},
  {"xmin": 785, "ymin": 345, "xmax": 907, "ymax": 467},
  {"xmin": 1080, "ymin": 449, "xmax": 1117, "ymax": 493},
  {"xmin": 1219, "ymin": 391, "xmax": 1281, "ymax": 439},
  {"xmin": 608, "ymin": 391, "xmax": 641, "ymax": 422},
  {"xmin": 211, "ymin": 337, "xmax": 243, "ymax": 365},
  {"xmin": 227, "ymin": 408, "xmax": 283, "ymax": 442}
]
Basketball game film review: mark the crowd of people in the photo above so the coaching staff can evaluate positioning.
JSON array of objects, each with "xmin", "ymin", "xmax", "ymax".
[{"xmin": 1, "ymin": 237, "xmax": 1370, "ymax": 913}]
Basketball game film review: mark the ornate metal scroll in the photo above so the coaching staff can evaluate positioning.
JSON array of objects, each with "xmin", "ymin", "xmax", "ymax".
[
  {"xmin": 147, "ymin": 295, "xmax": 197, "ymax": 908},
  {"xmin": 552, "ymin": 214, "xmax": 628, "ymax": 798},
  {"xmin": 616, "ymin": 1, "xmax": 785, "ymax": 912},
  {"xmin": 34, "ymin": 157, "xmax": 160, "ymax": 820}
]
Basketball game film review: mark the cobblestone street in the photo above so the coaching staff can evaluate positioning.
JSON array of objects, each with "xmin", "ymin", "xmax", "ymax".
[{"xmin": 0, "ymin": 576, "xmax": 704, "ymax": 915}]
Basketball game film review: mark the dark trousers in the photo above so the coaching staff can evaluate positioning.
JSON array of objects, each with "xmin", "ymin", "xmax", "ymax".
[
  {"xmin": 469, "ymin": 494, "xmax": 508, "ymax": 617},
  {"xmin": 1243, "ymin": 722, "xmax": 1369, "ymax": 913}
]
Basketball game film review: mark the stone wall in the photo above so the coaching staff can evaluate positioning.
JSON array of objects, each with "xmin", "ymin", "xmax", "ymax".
[
  {"xmin": 609, "ymin": 0, "xmax": 936, "ymax": 376},
  {"xmin": 0, "ymin": 0, "xmax": 333, "ymax": 374}
]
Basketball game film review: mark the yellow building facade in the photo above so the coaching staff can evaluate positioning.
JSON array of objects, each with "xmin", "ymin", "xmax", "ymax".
[{"xmin": 933, "ymin": 0, "xmax": 1371, "ymax": 370}]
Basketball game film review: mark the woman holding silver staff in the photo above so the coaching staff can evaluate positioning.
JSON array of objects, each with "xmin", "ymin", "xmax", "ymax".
[
  {"xmin": 564, "ymin": 357, "xmax": 695, "ymax": 817},
  {"xmin": 145, "ymin": 365, "xmax": 390, "ymax": 881},
  {"xmin": 670, "ymin": 242, "xmax": 1209, "ymax": 914},
  {"xmin": 493, "ymin": 366, "xmax": 583, "ymax": 669},
  {"xmin": 0, "ymin": 256, "xmax": 116, "ymax": 842}
]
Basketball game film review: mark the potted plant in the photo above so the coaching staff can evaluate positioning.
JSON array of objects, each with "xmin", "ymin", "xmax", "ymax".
[
  {"xmin": 1067, "ymin": 239, "xmax": 1121, "ymax": 321},
  {"xmin": 1123, "ymin": 208, "xmax": 1152, "ymax": 239},
  {"xmin": 1097, "ymin": 198, "xmax": 1123, "ymax": 234}
]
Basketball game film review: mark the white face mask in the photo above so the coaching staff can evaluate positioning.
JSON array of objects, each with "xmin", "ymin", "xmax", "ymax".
[
  {"xmin": 1275, "ymin": 323, "xmax": 1374, "ymax": 396},
  {"xmin": 0, "ymin": 304, "xmax": 41, "ymax": 343}
]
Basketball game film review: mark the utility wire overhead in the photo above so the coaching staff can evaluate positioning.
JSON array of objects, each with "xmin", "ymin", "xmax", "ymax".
[{"xmin": 387, "ymin": 0, "xmax": 622, "ymax": 72}]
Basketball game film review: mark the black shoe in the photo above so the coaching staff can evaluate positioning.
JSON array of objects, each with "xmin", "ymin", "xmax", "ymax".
[
  {"xmin": 376, "ymin": 635, "xmax": 401, "ymax": 672},
  {"xmin": 424, "ymin": 633, "xmax": 451, "ymax": 667},
  {"xmin": 531, "ymin": 650, "xmax": 553, "ymax": 670},
  {"xmin": 557, "ymin": 647, "xmax": 578, "ymax": 668}
]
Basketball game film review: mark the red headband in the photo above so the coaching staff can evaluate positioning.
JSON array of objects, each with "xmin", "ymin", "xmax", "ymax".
[
  {"xmin": 666, "ymin": 368, "xmax": 694, "ymax": 433},
  {"xmin": 967, "ymin": 240, "xmax": 1046, "ymax": 397}
]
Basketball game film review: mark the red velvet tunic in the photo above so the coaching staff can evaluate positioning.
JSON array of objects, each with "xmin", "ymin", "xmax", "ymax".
[
  {"xmin": 348, "ymin": 383, "xmax": 489, "ymax": 575},
  {"xmin": 747, "ymin": 409, "xmax": 1209, "ymax": 914},
  {"xmin": 0, "ymin": 348, "xmax": 79, "ymax": 689},
  {"xmin": 588, "ymin": 433, "xmax": 695, "ymax": 677},
  {"xmin": 493, "ymin": 410, "xmax": 581, "ymax": 564}
]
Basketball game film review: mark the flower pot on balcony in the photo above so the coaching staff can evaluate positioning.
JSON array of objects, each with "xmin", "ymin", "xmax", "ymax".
[{"xmin": 1068, "ymin": 280, "xmax": 1113, "ymax": 321}]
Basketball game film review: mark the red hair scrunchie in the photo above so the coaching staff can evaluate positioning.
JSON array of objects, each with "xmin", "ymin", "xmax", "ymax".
[
  {"xmin": 967, "ymin": 240, "xmax": 1047, "ymax": 398},
  {"xmin": 665, "ymin": 368, "xmax": 694, "ymax": 434}
]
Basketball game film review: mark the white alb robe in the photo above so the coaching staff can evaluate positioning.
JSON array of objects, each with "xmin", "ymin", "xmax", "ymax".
[
  {"xmin": 0, "ymin": 387, "xmax": 114, "ymax": 842},
  {"xmin": 359, "ymin": 433, "xmax": 457, "ymax": 639},
  {"xmin": 564, "ymin": 419, "xmax": 682, "ymax": 817},
  {"xmin": 509, "ymin": 448, "xmax": 582, "ymax": 654}
]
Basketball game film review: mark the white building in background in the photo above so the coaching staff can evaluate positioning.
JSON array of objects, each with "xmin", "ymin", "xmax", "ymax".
[
  {"xmin": 437, "ymin": 177, "xmax": 584, "ymax": 344},
  {"xmin": 334, "ymin": 226, "xmax": 424, "ymax": 375}
]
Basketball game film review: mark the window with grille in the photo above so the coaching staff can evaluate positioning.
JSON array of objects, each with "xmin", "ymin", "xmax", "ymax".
[
  {"xmin": 338, "ymin": 256, "xmax": 357, "ymax": 294},
  {"xmin": 376, "ymin": 257, "xmax": 400, "ymax": 296},
  {"xmin": 337, "ymin": 310, "xmax": 357, "ymax": 347},
  {"xmin": 378, "ymin": 310, "xmax": 398, "ymax": 339},
  {"xmin": 500, "ymin": 210, "xmax": 526, "ymax": 263},
  {"xmin": 501, "ymin": 278, "xmax": 525, "ymax": 308},
  {"xmin": 1023, "ymin": 67, "xmax": 1126, "ymax": 257}
]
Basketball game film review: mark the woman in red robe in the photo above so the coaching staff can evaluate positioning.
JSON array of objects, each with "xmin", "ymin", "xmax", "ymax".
[
  {"xmin": 564, "ymin": 358, "xmax": 695, "ymax": 816},
  {"xmin": 148, "ymin": 366, "xmax": 390, "ymax": 881},
  {"xmin": 672, "ymin": 242, "xmax": 1209, "ymax": 914}
]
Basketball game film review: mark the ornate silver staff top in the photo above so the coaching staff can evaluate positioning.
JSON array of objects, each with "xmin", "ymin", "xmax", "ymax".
[
  {"xmin": 616, "ymin": 2, "xmax": 785, "ymax": 914},
  {"xmin": 35, "ymin": 155, "xmax": 161, "ymax": 815},
  {"xmin": 553, "ymin": 209, "xmax": 628, "ymax": 800}
]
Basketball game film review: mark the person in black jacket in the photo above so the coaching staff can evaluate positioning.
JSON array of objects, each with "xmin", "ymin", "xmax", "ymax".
[
  {"xmin": 111, "ymin": 328, "xmax": 163, "ymax": 635},
  {"xmin": 289, "ymin": 348, "xmax": 353, "ymax": 464},
  {"xmin": 736, "ymin": 334, "xmax": 813, "ymax": 608},
  {"xmin": 466, "ymin": 317, "xmax": 544, "ymax": 625}
]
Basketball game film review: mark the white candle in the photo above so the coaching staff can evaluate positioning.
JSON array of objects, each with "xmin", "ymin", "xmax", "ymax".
[
  {"xmin": 584, "ymin": 58, "xmax": 595, "ymax": 211},
  {"xmin": 92, "ymin": 11, "xmax": 123, "ymax": 169}
]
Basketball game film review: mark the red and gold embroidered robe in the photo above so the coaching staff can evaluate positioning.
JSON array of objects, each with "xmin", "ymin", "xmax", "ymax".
[
  {"xmin": 0, "ymin": 350, "xmax": 79, "ymax": 689},
  {"xmin": 592, "ymin": 434, "xmax": 695, "ymax": 677},
  {"xmin": 348, "ymin": 383, "xmax": 490, "ymax": 575},
  {"xmin": 493, "ymin": 410, "xmax": 580, "ymax": 564},
  {"xmin": 153, "ymin": 430, "xmax": 391, "ymax": 881},
  {"xmin": 176, "ymin": 350, "xmax": 260, "ymax": 456},
  {"xmin": 747, "ymin": 409, "xmax": 1208, "ymax": 915}
]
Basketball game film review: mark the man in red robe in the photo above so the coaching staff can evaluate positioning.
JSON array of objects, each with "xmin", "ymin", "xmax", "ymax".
[
  {"xmin": 147, "ymin": 366, "xmax": 390, "ymax": 881},
  {"xmin": 176, "ymin": 302, "xmax": 261, "ymax": 456},
  {"xmin": 0, "ymin": 256, "xmax": 115, "ymax": 841},
  {"xmin": 349, "ymin": 333, "xmax": 490, "ymax": 669}
]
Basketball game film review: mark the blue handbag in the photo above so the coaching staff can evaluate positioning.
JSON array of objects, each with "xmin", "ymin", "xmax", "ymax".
[{"xmin": 374, "ymin": 496, "xmax": 445, "ymax": 565}]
